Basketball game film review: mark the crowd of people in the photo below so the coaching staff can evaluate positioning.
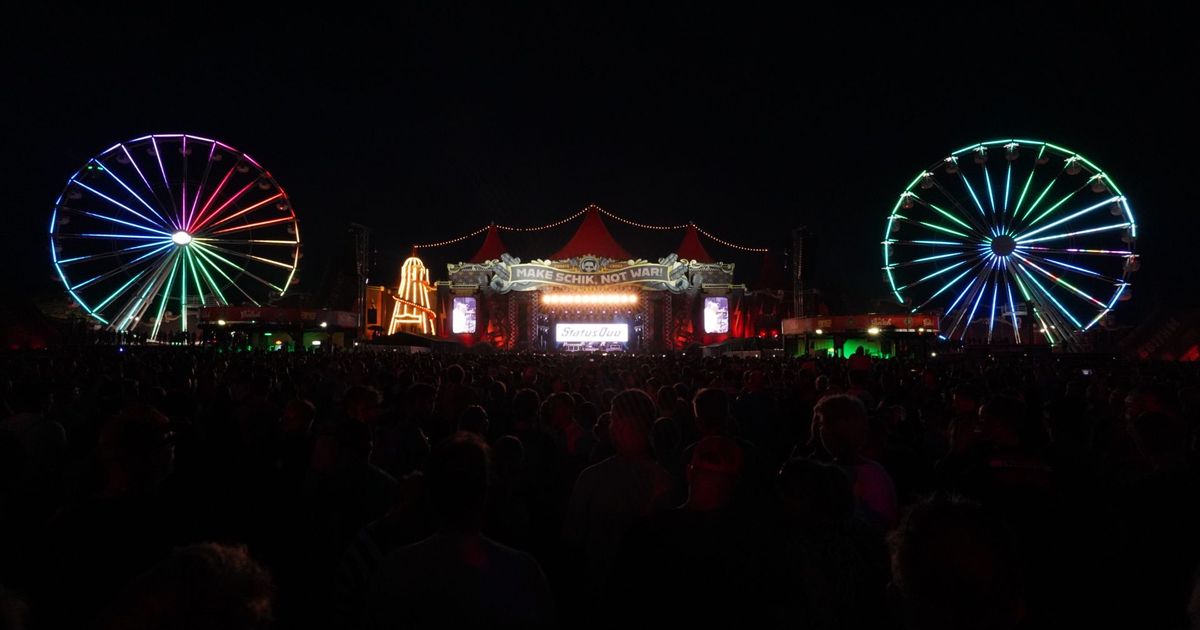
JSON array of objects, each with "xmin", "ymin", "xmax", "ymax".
[{"xmin": 2, "ymin": 346, "xmax": 1199, "ymax": 629}]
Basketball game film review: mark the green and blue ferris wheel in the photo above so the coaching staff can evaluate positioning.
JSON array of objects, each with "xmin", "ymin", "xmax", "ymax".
[{"xmin": 883, "ymin": 139, "xmax": 1138, "ymax": 347}]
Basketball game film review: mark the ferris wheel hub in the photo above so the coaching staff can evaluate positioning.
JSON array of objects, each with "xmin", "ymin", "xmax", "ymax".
[
  {"xmin": 990, "ymin": 235, "xmax": 1016, "ymax": 256},
  {"xmin": 171, "ymin": 230, "xmax": 192, "ymax": 246}
]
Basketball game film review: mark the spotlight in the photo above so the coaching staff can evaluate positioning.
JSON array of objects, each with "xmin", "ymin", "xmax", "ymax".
[
  {"xmin": 814, "ymin": 328, "xmax": 823, "ymax": 335},
  {"xmin": 320, "ymin": 321, "xmax": 328, "ymax": 328},
  {"xmin": 217, "ymin": 319, "xmax": 226, "ymax": 326},
  {"xmin": 868, "ymin": 326, "xmax": 881, "ymax": 335}
]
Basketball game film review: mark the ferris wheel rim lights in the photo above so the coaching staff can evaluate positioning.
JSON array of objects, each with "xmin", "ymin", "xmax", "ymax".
[
  {"xmin": 882, "ymin": 138, "xmax": 1138, "ymax": 346},
  {"xmin": 49, "ymin": 133, "xmax": 301, "ymax": 341}
]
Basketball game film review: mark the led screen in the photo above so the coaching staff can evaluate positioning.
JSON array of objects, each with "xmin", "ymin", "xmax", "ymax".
[
  {"xmin": 555, "ymin": 323, "xmax": 629, "ymax": 343},
  {"xmin": 703, "ymin": 296, "xmax": 729, "ymax": 334},
  {"xmin": 452, "ymin": 297, "xmax": 477, "ymax": 334}
]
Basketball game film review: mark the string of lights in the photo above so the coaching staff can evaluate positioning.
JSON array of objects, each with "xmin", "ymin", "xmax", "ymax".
[
  {"xmin": 594, "ymin": 205, "xmax": 689, "ymax": 231},
  {"xmin": 495, "ymin": 208, "xmax": 589, "ymax": 232},
  {"xmin": 411, "ymin": 203, "xmax": 769, "ymax": 252},
  {"xmin": 412, "ymin": 225, "xmax": 491, "ymax": 249},
  {"xmin": 693, "ymin": 224, "xmax": 770, "ymax": 253}
]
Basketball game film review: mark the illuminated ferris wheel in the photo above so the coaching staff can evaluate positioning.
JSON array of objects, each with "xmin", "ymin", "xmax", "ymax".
[
  {"xmin": 49, "ymin": 134, "xmax": 300, "ymax": 340},
  {"xmin": 883, "ymin": 139, "xmax": 1138, "ymax": 346}
]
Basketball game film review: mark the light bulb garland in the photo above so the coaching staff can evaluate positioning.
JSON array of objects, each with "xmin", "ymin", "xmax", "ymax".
[{"xmin": 410, "ymin": 203, "xmax": 770, "ymax": 253}]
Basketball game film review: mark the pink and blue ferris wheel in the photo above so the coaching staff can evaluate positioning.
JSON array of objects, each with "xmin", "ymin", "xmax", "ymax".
[
  {"xmin": 883, "ymin": 139, "xmax": 1138, "ymax": 347},
  {"xmin": 49, "ymin": 134, "xmax": 301, "ymax": 340}
]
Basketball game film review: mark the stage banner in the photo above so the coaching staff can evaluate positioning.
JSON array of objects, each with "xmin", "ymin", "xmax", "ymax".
[{"xmin": 480, "ymin": 254, "xmax": 692, "ymax": 293}]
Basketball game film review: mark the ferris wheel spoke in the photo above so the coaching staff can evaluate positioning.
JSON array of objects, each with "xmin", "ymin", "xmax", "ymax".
[
  {"xmin": 185, "ymin": 142, "xmax": 219, "ymax": 232},
  {"xmin": 119, "ymin": 144, "xmax": 173, "ymax": 227},
  {"xmin": 982, "ymin": 165, "xmax": 996, "ymax": 214},
  {"xmin": 201, "ymin": 193, "xmax": 284, "ymax": 232},
  {"xmin": 1010, "ymin": 146, "xmax": 1046, "ymax": 222},
  {"xmin": 894, "ymin": 259, "xmax": 973, "ymax": 292},
  {"xmin": 150, "ymin": 137, "xmax": 180, "ymax": 229},
  {"xmin": 888, "ymin": 239, "xmax": 975, "ymax": 248},
  {"xmin": 987, "ymin": 279, "xmax": 1000, "ymax": 343},
  {"xmin": 191, "ymin": 238, "xmax": 298, "ymax": 246},
  {"xmin": 911, "ymin": 259, "xmax": 985, "ymax": 312},
  {"xmin": 1015, "ymin": 222, "xmax": 1131, "ymax": 245},
  {"xmin": 1015, "ymin": 196, "xmax": 1121, "ymax": 241},
  {"xmin": 184, "ymin": 248, "xmax": 207, "ymax": 306},
  {"xmin": 886, "ymin": 251, "xmax": 971, "ymax": 268},
  {"xmin": 958, "ymin": 261, "xmax": 996, "ymax": 340},
  {"xmin": 93, "ymin": 160, "xmax": 171, "ymax": 227},
  {"xmin": 112, "ymin": 250, "xmax": 178, "ymax": 331},
  {"xmin": 68, "ymin": 242, "xmax": 174, "ymax": 291},
  {"xmin": 927, "ymin": 179, "xmax": 990, "ymax": 234},
  {"xmin": 189, "ymin": 179, "xmax": 259, "ymax": 233},
  {"xmin": 1003, "ymin": 162, "xmax": 1012, "ymax": 215},
  {"xmin": 208, "ymin": 216, "xmax": 295, "ymax": 236},
  {"xmin": 910, "ymin": 197, "xmax": 982, "ymax": 235},
  {"xmin": 1012, "ymin": 261, "xmax": 1083, "ymax": 329},
  {"xmin": 194, "ymin": 240, "xmax": 295, "ymax": 270},
  {"xmin": 1015, "ymin": 245, "xmax": 1133, "ymax": 257},
  {"xmin": 56, "ymin": 233, "xmax": 167, "ymax": 241},
  {"xmin": 942, "ymin": 260, "xmax": 993, "ymax": 338},
  {"xmin": 191, "ymin": 242, "xmax": 286, "ymax": 292},
  {"xmin": 188, "ymin": 247, "xmax": 228, "ymax": 305},
  {"xmin": 61, "ymin": 206, "xmax": 170, "ymax": 236},
  {"xmin": 91, "ymin": 267, "xmax": 153, "ymax": 314},
  {"xmin": 1018, "ymin": 182, "xmax": 1092, "ymax": 233},
  {"xmin": 56, "ymin": 240, "xmax": 167, "ymax": 265},
  {"xmin": 1019, "ymin": 252, "xmax": 1123, "ymax": 284},
  {"xmin": 892, "ymin": 216, "xmax": 973, "ymax": 240},
  {"xmin": 189, "ymin": 244, "xmax": 261, "ymax": 306},
  {"xmin": 957, "ymin": 172, "xmax": 988, "ymax": 218},
  {"xmin": 1003, "ymin": 268, "xmax": 1021, "ymax": 344},
  {"xmin": 1012, "ymin": 254, "xmax": 1107, "ymax": 308},
  {"xmin": 149, "ymin": 254, "xmax": 183, "ymax": 340},
  {"xmin": 187, "ymin": 162, "xmax": 239, "ymax": 233},
  {"xmin": 70, "ymin": 180, "xmax": 168, "ymax": 232}
]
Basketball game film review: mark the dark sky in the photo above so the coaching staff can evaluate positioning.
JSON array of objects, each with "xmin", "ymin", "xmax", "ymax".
[{"xmin": 4, "ymin": 4, "xmax": 1195, "ymax": 320}]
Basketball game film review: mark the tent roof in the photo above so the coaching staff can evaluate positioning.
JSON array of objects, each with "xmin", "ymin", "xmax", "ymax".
[
  {"xmin": 675, "ymin": 224, "xmax": 714, "ymax": 262},
  {"xmin": 550, "ymin": 206, "xmax": 631, "ymax": 260},
  {"xmin": 469, "ymin": 225, "xmax": 508, "ymax": 263}
]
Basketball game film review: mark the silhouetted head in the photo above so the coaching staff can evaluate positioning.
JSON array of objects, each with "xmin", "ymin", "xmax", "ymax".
[
  {"xmin": 686, "ymin": 436, "xmax": 744, "ymax": 510},
  {"xmin": 814, "ymin": 394, "xmax": 868, "ymax": 460},
  {"xmin": 978, "ymin": 395, "xmax": 1027, "ymax": 450},
  {"xmin": 343, "ymin": 385, "xmax": 382, "ymax": 424},
  {"xmin": 692, "ymin": 388, "xmax": 731, "ymax": 436},
  {"xmin": 543, "ymin": 392, "xmax": 576, "ymax": 429},
  {"xmin": 280, "ymin": 398, "xmax": 315, "ymax": 436},
  {"xmin": 610, "ymin": 389, "xmax": 657, "ymax": 456},
  {"xmin": 777, "ymin": 457, "xmax": 854, "ymax": 525},
  {"xmin": 889, "ymin": 495, "xmax": 1023, "ymax": 630},
  {"xmin": 427, "ymin": 432, "xmax": 491, "ymax": 531},
  {"xmin": 457, "ymin": 405, "xmax": 489, "ymax": 437},
  {"xmin": 102, "ymin": 543, "xmax": 272, "ymax": 630},
  {"xmin": 513, "ymin": 388, "xmax": 541, "ymax": 428},
  {"xmin": 443, "ymin": 364, "xmax": 466, "ymax": 386},
  {"xmin": 99, "ymin": 404, "xmax": 175, "ymax": 495}
]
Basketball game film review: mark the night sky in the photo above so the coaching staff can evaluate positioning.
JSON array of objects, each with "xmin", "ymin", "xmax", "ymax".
[{"xmin": 4, "ymin": 5, "xmax": 1195, "ymax": 321}]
